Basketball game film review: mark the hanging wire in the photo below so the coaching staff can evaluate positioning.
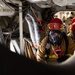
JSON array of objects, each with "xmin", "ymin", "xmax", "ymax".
[
  {"xmin": 2, "ymin": 0, "xmax": 15, "ymax": 11},
  {"xmin": 2, "ymin": 0, "xmax": 30, "ymax": 13},
  {"xmin": 1, "ymin": 0, "xmax": 30, "ymax": 33}
]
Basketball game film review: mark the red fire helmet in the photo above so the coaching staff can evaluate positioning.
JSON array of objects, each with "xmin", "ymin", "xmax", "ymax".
[
  {"xmin": 71, "ymin": 18, "xmax": 75, "ymax": 32},
  {"xmin": 72, "ymin": 18, "xmax": 75, "ymax": 24},
  {"xmin": 48, "ymin": 18, "xmax": 63, "ymax": 30}
]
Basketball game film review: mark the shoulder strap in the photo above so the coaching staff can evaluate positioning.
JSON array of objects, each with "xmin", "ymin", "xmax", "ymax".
[
  {"xmin": 45, "ymin": 37, "xmax": 50, "ymax": 59},
  {"xmin": 62, "ymin": 32, "xmax": 69, "ymax": 54}
]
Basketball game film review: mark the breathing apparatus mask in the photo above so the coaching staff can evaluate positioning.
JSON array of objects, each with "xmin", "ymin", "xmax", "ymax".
[{"xmin": 48, "ymin": 30, "xmax": 63, "ymax": 46}]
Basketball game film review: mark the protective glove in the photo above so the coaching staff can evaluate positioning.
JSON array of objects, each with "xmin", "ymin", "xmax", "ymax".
[{"xmin": 57, "ymin": 55, "xmax": 69, "ymax": 63}]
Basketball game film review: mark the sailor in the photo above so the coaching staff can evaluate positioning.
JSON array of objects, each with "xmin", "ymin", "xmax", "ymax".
[{"xmin": 36, "ymin": 18, "xmax": 75, "ymax": 63}]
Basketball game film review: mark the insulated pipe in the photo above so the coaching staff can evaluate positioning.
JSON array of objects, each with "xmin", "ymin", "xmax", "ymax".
[
  {"xmin": 26, "ymin": 0, "xmax": 47, "ymax": 3},
  {"xmin": 19, "ymin": 2, "xmax": 24, "ymax": 55},
  {"xmin": 25, "ymin": 13, "xmax": 40, "ymax": 48}
]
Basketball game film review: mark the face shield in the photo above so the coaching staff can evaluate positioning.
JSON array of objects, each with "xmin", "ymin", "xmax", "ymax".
[{"xmin": 48, "ymin": 30, "xmax": 63, "ymax": 46}]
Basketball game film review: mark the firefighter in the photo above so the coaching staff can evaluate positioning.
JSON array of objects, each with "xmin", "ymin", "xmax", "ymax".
[
  {"xmin": 36, "ymin": 18, "xmax": 75, "ymax": 63},
  {"xmin": 68, "ymin": 18, "xmax": 75, "ymax": 42}
]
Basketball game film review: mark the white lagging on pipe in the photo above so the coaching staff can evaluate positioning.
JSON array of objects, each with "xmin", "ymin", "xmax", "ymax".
[{"xmin": 25, "ymin": 13, "xmax": 40, "ymax": 48}]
